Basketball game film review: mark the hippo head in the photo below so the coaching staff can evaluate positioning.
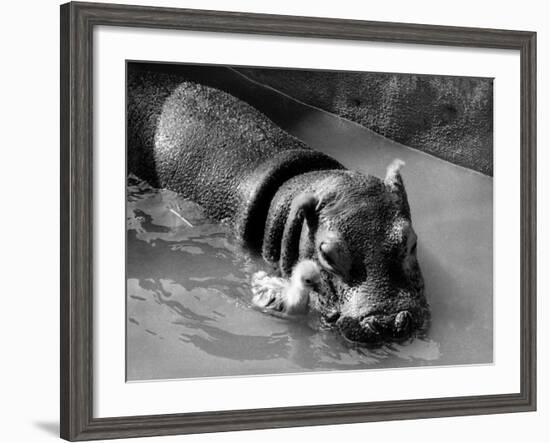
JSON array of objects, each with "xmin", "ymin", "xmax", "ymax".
[{"xmin": 289, "ymin": 160, "xmax": 429, "ymax": 345}]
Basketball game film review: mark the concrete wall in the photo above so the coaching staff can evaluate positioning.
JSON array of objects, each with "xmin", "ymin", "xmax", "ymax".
[{"xmin": 238, "ymin": 68, "xmax": 493, "ymax": 175}]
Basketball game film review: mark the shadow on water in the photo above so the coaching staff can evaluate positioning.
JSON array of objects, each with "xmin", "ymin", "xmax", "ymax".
[
  {"xmin": 126, "ymin": 164, "xmax": 487, "ymax": 380},
  {"xmin": 179, "ymin": 322, "xmax": 292, "ymax": 362},
  {"xmin": 175, "ymin": 299, "xmax": 393, "ymax": 371},
  {"xmin": 126, "ymin": 66, "xmax": 493, "ymax": 380}
]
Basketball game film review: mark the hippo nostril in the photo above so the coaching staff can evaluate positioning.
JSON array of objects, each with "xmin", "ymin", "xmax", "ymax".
[
  {"xmin": 363, "ymin": 323, "xmax": 378, "ymax": 338},
  {"xmin": 394, "ymin": 310, "xmax": 413, "ymax": 335},
  {"xmin": 360, "ymin": 316, "xmax": 381, "ymax": 337},
  {"xmin": 338, "ymin": 316, "xmax": 388, "ymax": 344}
]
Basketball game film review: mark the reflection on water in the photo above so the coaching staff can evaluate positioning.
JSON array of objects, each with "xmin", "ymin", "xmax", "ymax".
[
  {"xmin": 127, "ymin": 95, "xmax": 492, "ymax": 381},
  {"xmin": 128, "ymin": 174, "xmax": 451, "ymax": 381}
]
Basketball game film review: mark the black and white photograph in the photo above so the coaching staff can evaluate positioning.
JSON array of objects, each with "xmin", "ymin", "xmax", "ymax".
[
  {"xmin": 1, "ymin": 0, "xmax": 543, "ymax": 441},
  {"xmin": 126, "ymin": 61, "xmax": 493, "ymax": 381}
]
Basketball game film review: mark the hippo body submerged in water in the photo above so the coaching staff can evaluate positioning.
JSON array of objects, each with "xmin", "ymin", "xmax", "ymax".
[{"xmin": 128, "ymin": 69, "xmax": 430, "ymax": 345}]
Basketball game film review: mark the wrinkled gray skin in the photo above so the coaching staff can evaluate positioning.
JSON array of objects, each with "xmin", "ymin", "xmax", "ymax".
[{"xmin": 128, "ymin": 69, "xmax": 430, "ymax": 345}]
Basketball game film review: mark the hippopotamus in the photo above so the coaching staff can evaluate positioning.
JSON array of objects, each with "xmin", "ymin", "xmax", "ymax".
[{"xmin": 128, "ymin": 69, "xmax": 430, "ymax": 345}]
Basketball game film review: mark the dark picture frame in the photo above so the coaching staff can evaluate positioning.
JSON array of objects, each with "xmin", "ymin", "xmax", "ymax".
[{"xmin": 60, "ymin": 1, "xmax": 537, "ymax": 440}]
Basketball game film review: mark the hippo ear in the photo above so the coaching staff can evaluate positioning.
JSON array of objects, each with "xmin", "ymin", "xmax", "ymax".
[{"xmin": 385, "ymin": 159, "xmax": 405, "ymax": 191}]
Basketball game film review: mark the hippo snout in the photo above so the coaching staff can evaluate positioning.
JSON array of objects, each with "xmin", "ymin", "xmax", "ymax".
[{"xmin": 336, "ymin": 310, "xmax": 417, "ymax": 345}]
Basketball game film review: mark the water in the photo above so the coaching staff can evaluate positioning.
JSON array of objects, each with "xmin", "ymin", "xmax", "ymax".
[{"xmin": 126, "ymin": 93, "xmax": 492, "ymax": 381}]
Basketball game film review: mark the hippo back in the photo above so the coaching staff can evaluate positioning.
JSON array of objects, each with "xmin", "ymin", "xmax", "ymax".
[{"xmin": 128, "ymin": 70, "xmax": 343, "ymax": 250}]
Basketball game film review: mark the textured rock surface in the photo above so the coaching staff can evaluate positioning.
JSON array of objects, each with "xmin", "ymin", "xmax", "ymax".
[{"xmin": 237, "ymin": 68, "xmax": 493, "ymax": 176}]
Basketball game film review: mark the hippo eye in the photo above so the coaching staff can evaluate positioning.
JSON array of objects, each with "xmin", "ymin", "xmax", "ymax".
[
  {"xmin": 304, "ymin": 278, "xmax": 311, "ymax": 284},
  {"xmin": 319, "ymin": 242, "xmax": 335, "ymax": 264},
  {"xmin": 318, "ymin": 239, "xmax": 351, "ymax": 280},
  {"xmin": 410, "ymin": 241, "xmax": 417, "ymax": 254}
]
